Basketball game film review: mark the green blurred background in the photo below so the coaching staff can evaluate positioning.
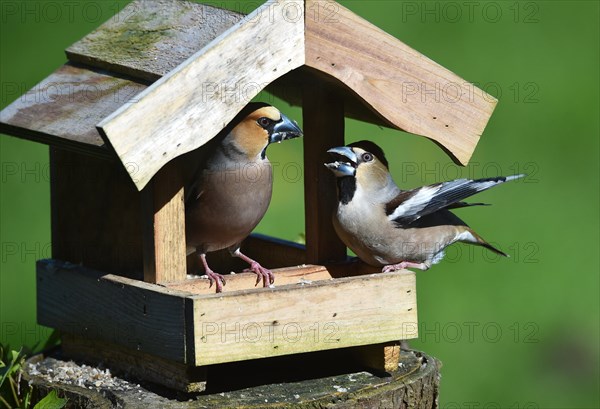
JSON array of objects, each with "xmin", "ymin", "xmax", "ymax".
[{"xmin": 1, "ymin": 0, "xmax": 598, "ymax": 407}]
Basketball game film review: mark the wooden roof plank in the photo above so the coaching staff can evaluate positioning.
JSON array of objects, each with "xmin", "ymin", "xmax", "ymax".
[
  {"xmin": 98, "ymin": 0, "xmax": 305, "ymax": 190},
  {"xmin": 1, "ymin": 0, "xmax": 497, "ymax": 170},
  {"xmin": 0, "ymin": 64, "xmax": 147, "ymax": 157},
  {"xmin": 304, "ymin": 0, "xmax": 497, "ymax": 165},
  {"xmin": 65, "ymin": 0, "xmax": 245, "ymax": 82}
]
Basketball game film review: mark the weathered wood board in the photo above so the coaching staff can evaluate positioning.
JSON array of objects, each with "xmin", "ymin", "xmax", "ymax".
[
  {"xmin": 167, "ymin": 262, "xmax": 377, "ymax": 295},
  {"xmin": 97, "ymin": 0, "xmax": 306, "ymax": 190},
  {"xmin": 38, "ymin": 259, "xmax": 417, "ymax": 367},
  {"xmin": 37, "ymin": 259, "xmax": 191, "ymax": 363},
  {"xmin": 305, "ymin": 0, "xmax": 497, "ymax": 165},
  {"xmin": 1, "ymin": 0, "xmax": 496, "ymax": 177},
  {"xmin": 66, "ymin": 0, "xmax": 245, "ymax": 82},
  {"xmin": 0, "ymin": 64, "xmax": 146, "ymax": 157},
  {"xmin": 191, "ymin": 269, "xmax": 417, "ymax": 365}
]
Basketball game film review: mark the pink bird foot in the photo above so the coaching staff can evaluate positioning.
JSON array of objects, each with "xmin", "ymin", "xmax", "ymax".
[
  {"xmin": 244, "ymin": 261, "xmax": 275, "ymax": 287},
  {"xmin": 382, "ymin": 261, "xmax": 429, "ymax": 273},
  {"xmin": 233, "ymin": 250, "xmax": 274, "ymax": 287},
  {"xmin": 206, "ymin": 270, "xmax": 226, "ymax": 293},
  {"xmin": 199, "ymin": 253, "xmax": 226, "ymax": 293}
]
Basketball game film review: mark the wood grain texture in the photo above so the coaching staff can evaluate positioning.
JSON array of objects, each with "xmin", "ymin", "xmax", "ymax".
[
  {"xmin": 302, "ymin": 84, "xmax": 347, "ymax": 264},
  {"xmin": 38, "ymin": 258, "xmax": 416, "ymax": 368},
  {"xmin": 1, "ymin": 0, "xmax": 495, "ymax": 171},
  {"xmin": 353, "ymin": 342, "xmax": 402, "ymax": 373},
  {"xmin": 141, "ymin": 161, "xmax": 187, "ymax": 284},
  {"xmin": 0, "ymin": 64, "xmax": 146, "ymax": 157},
  {"xmin": 192, "ymin": 269, "xmax": 417, "ymax": 365},
  {"xmin": 168, "ymin": 263, "xmax": 364, "ymax": 295},
  {"xmin": 66, "ymin": 0, "xmax": 245, "ymax": 82},
  {"xmin": 37, "ymin": 259, "xmax": 191, "ymax": 363},
  {"xmin": 305, "ymin": 0, "xmax": 497, "ymax": 165},
  {"xmin": 98, "ymin": 0, "xmax": 305, "ymax": 190},
  {"xmin": 50, "ymin": 148, "xmax": 144, "ymax": 279}
]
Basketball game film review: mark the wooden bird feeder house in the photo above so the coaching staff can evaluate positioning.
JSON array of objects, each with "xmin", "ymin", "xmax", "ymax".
[{"xmin": 0, "ymin": 0, "xmax": 496, "ymax": 393}]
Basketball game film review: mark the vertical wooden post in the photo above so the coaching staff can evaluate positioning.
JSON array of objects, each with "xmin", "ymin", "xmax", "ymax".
[
  {"xmin": 142, "ymin": 161, "xmax": 187, "ymax": 283},
  {"xmin": 353, "ymin": 342, "xmax": 402, "ymax": 373},
  {"xmin": 302, "ymin": 84, "xmax": 347, "ymax": 264}
]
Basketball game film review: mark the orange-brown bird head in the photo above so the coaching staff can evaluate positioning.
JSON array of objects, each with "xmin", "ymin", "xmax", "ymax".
[{"xmin": 227, "ymin": 102, "xmax": 302, "ymax": 160}]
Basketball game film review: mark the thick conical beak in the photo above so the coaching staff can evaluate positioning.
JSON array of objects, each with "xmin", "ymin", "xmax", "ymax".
[
  {"xmin": 269, "ymin": 113, "xmax": 303, "ymax": 144},
  {"xmin": 324, "ymin": 146, "xmax": 357, "ymax": 177}
]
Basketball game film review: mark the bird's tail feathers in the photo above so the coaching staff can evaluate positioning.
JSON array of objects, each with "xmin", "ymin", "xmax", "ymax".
[
  {"xmin": 461, "ymin": 229, "xmax": 508, "ymax": 257},
  {"xmin": 505, "ymin": 174, "xmax": 526, "ymax": 182},
  {"xmin": 447, "ymin": 201, "xmax": 491, "ymax": 210}
]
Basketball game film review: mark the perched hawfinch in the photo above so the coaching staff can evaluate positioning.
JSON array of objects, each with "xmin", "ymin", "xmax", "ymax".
[
  {"xmin": 325, "ymin": 140, "xmax": 524, "ymax": 272},
  {"xmin": 185, "ymin": 103, "xmax": 302, "ymax": 292}
]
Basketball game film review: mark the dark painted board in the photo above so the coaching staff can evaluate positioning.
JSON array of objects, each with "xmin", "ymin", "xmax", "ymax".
[{"xmin": 37, "ymin": 259, "xmax": 191, "ymax": 363}]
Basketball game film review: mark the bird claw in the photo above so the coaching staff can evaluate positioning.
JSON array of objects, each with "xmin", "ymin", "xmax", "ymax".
[
  {"xmin": 243, "ymin": 262, "xmax": 274, "ymax": 288},
  {"xmin": 382, "ymin": 261, "xmax": 429, "ymax": 272},
  {"xmin": 206, "ymin": 271, "xmax": 226, "ymax": 293},
  {"xmin": 382, "ymin": 265, "xmax": 397, "ymax": 273}
]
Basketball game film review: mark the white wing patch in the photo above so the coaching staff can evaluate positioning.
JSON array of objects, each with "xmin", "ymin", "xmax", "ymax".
[
  {"xmin": 455, "ymin": 230, "xmax": 477, "ymax": 243},
  {"xmin": 387, "ymin": 185, "xmax": 441, "ymax": 221}
]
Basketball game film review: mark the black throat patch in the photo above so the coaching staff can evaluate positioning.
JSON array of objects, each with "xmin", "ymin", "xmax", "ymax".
[{"xmin": 337, "ymin": 176, "xmax": 356, "ymax": 205}]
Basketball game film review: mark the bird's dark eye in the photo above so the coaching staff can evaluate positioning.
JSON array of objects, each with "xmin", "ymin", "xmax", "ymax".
[
  {"xmin": 258, "ymin": 117, "xmax": 272, "ymax": 128},
  {"xmin": 362, "ymin": 152, "xmax": 374, "ymax": 162}
]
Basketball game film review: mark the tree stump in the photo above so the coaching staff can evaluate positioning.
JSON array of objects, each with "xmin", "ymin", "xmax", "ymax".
[{"xmin": 24, "ymin": 348, "xmax": 440, "ymax": 409}]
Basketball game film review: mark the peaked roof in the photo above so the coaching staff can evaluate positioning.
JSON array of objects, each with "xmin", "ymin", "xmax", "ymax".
[{"xmin": 0, "ymin": 0, "xmax": 496, "ymax": 190}]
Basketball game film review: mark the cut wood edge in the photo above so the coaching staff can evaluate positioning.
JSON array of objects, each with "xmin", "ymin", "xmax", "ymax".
[
  {"xmin": 353, "ymin": 342, "xmax": 402, "ymax": 374},
  {"xmin": 97, "ymin": 0, "xmax": 306, "ymax": 191}
]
